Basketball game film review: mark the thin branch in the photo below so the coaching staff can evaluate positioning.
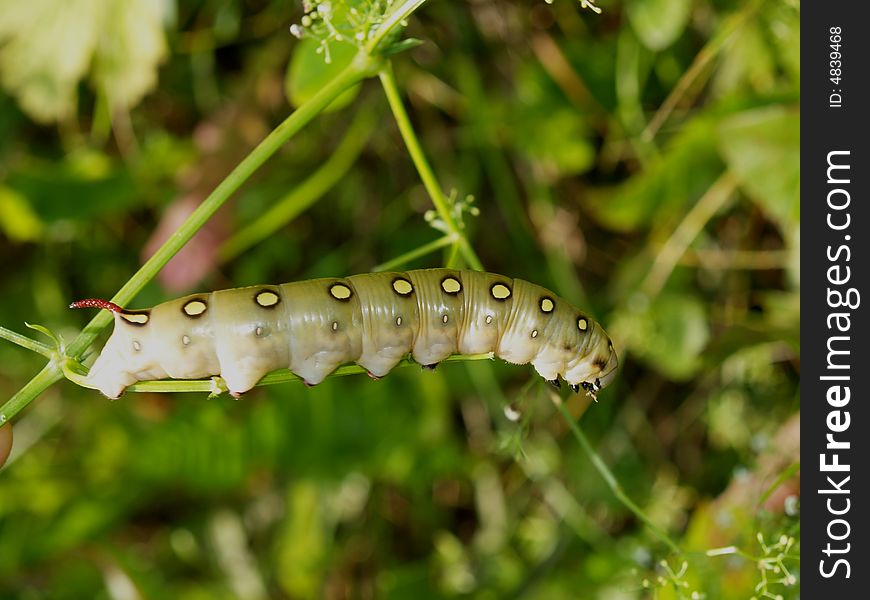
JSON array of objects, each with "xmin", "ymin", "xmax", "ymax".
[
  {"xmin": 0, "ymin": 327, "xmax": 54, "ymax": 359},
  {"xmin": 365, "ymin": 0, "xmax": 429, "ymax": 55},
  {"xmin": 677, "ymin": 248, "xmax": 790, "ymax": 270},
  {"xmin": 62, "ymin": 353, "xmax": 495, "ymax": 396},
  {"xmin": 641, "ymin": 1, "xmax": 759, "ymax": 143},
  {"xmin": 218, "ymin": 105, "xmax": 378, "ymax": 263},
  {"xmin": 554, "ymin": 399, "xmax": 682, "ymax": 555},
  {"xmin": 378, "ymin": 64, "xmax": 483, "ymax": 271},
  {"xmin": 0, "ymin": 364, "xmax": 63, "ymax": 425},
  {"xmin": 641, "ymin": 171, "xmax": 738, "ymax": 298},
  {"xmin": 373, "ymin": 235, "xmax": 456, "ymax": 272}
]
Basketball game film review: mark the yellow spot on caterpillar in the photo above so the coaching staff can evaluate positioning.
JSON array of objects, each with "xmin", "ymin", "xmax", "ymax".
[
  {"xmin": 396, "ymin": 316, "xmax": 403, "ymax": 326},
  {"xmin": 540, "ymin": 298, "xmax": 554, "ymax": 313},
  {"xmin": 578, "ymin": 317, "xmax": 588, "ymax": 331},
  {"xmin": 182, "ymin": 335, "xmax": 191, "ymax": 346},
  {"xmin": 441, "ymin": 277, "xmax": 461, "ymax": 294},
  {"xmin": 491, "ymin": 283, "xmax": 511, "ymax": 300},
  {"xmin": 392, "ymin": 278, "xmax": 414, "ymax": 295},
  {"xmin": 256, "ymin": 291, "xmax": 280, "ymax": 307},
  {"xmin": 485, "ymin": 315, "xmax": 493, "ymax": 324},
  {"xmin": 329, "ymin": 283, "xmax": 352, "ymax": 300},
  {"xmin": 442, "ymin": 314, "xmax": 449, "ymax": 324},
  {"xmin": 132, "ymin": 341, "xmax": 141, "ymax": 351},
  {"xmin": 531, "ymin": 330, "xmax": 538, "ymax": 338},
  {"xmin": 183, "ymin": 300, "xmax": 208, "ymax": 317},
  {"xmin": 121, "ymin": 312, "xmax": 149, "ymax": 325}
]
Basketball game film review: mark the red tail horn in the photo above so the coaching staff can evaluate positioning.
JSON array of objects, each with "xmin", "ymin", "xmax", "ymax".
[{"xmin": 69, "ymin": 299, "xmax": 125, "ymax": 313}]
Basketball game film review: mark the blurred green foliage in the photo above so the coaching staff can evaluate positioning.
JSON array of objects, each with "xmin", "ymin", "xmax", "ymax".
[{"xmin": 0, "ymin": 0, "xmax": 799, "ymax": 598}]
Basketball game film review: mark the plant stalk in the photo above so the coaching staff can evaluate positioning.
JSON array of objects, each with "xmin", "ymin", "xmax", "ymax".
[
  {"xmin": 218, "ymin": 105, "xmax": 378, "ymax": 262},
  {"xmin": 62, "ymin": 353, "xmax": 494, "ymax": 395},
  {"xmin": 555, "ymin": 399, "xmax": 682, "ymax": 555},
  {"xmin": 378, "ymin": 64, "xmax": 483, "ymax": 271},
  {"xmin": 373, "ymin": 235, "xmax": 456, "ymax": 272}
]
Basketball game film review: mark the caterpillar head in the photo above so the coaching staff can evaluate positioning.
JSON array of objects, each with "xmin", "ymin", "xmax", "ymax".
[{"xmin": 564, "ymin": 321, "xmax": 618, "ymax": 399}]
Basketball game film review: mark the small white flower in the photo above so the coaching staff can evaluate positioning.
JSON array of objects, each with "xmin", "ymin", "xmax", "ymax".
[{"xmin": 581, "ymin": 0, "xmax": 603, "ymax": 15}]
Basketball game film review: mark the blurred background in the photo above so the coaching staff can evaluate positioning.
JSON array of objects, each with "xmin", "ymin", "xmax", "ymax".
[{"xmin": 0, "ymin": 0, "xmax": 799, "ymax": 598}]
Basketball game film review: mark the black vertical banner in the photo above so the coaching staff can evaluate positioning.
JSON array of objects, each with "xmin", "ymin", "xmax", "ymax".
[{"xmin": 803, "ymin": 2, "xmax": 870, "ymax": 595}]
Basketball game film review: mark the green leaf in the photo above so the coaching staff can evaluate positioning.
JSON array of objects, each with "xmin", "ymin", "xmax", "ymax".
[
  {"xmin": 0, "ymin": 0, "xmax": 168, "ymax": 123},
  {"xmin": 90, "ymin": 0, "xmax": 168, "ymax": 114},
  {"xmin": 588, "ymin": 119, "xmax": 723, "ymax": 231},
  {"xmin": 25, "ymin": 322, "xmax": 62, "ymax": 352},
  {"xmin": 717, "ymin": 106, "xmax": 800, "ymax": 231},
  {"xmin": 766, "ymin": 1, "xmax": 800, "ymax": 84},
  {"xmin": 0, "ymin": 0, "xmax": 94, "ymax": 122},
  {"xmin": 0, "ymin": 185, "xmax": 43, "ymax": 242},
  {"xmin": 7, "ymin": 151, "xmax": 140, "ymax": 222},
  {"xmin": 625, "ymin": 0, "xmax": 693, "ymax": 52},
  {"xmin": 516, "ymin": 107, "xmax": 595, "ymax": 175},
  {"xmin": 511, "ymin": 66, "xmax": 596, "ymax": 177},
  {"xmin": 711, "ymin": 22, "xmax": 777, "ymax": 96},
  {"xmin": 286, "ymin": 38, "xmax": 361, "ymax": 112},
  {"xmin": 614, "ymin": 293, "xmax": 710, "ymax": 380},
  {"xmin": 381, "ymin": 37, "xmax": 424, "ymax": 57}
]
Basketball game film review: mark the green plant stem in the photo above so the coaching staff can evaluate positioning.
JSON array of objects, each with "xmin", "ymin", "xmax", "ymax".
[
  {"xmin": 554, "ymin": 399, "xmax": 682, "ymax": 555},
  {"xmin": 641, "ymin": 0, "xmax": 759, "ymax": 143},
  {"xmin": 218, "ymin": 105, "xmax": 378, "ymax": 263},
  {"xmin": 0, "ymin": 364, "xmax": 62, "ymax": 424},
  {"xmin": 373, "ymin": 235, "xmax": 456, "ymax": 272},
  {"xmin": 0, "ymin": 52, "xmax": 377, "ymax": 424},
  {"xmin": 641, "ymin": 171, "xmax": 737, "ymax": 298},
  {"xmin": 365, "ymin": 0, "xmax": 429, "ymax": 54},
  {"xmin": 378, "ymin": 64, "xmax": 483, "ymax": 271},
  {"xmin": 0, "ymin": 326, "xmax": 54, "ymax": 359},
  {"xmin": 757, "ymin": 461, "xmax": 800, "ymax": 508},
  {"xmin": 63, "ymin": 353, "xmax": 494, "ymax": 395}
]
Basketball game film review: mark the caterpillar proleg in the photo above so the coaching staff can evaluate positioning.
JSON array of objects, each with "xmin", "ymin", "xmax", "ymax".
[{"xmin": 72, "ymin": 269, "xmax": 618, "ymax": 399}]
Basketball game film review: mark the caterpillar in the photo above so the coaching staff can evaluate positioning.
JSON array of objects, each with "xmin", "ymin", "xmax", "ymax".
[{"xmin": 71, "ymin": 269, "xmax": 618, "ymax": 400}]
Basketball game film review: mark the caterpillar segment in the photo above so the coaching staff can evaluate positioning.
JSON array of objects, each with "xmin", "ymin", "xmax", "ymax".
[{"xmin": 72, "ymin": 269, "xmax": 618, "ymax": 399}]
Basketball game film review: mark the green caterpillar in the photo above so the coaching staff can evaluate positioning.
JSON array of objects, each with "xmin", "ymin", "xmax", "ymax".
[{"xmin": 72, "ymin": 269, "xmax": 618, "ymax": 399}]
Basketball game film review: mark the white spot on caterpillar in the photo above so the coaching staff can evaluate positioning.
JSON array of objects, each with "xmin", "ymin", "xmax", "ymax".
[
  {"xmin": 332, "ymin": 321, "xmax": 339, "ymax": 331},
  {"xmin": 121, "ymin": 312, "xmax": 149, "ymax": 325},
  {"xmin": 491, "ymin": 283, "xmax": 511, "ymax": 300},
  {"xmin": 329, "ymin": 283, "xmax": 352, "ymax": 300},
  {"xmin": 182, "ymin": 335, "xmax": 191, "ymax": 346},
  {"xmin": 485, "ymin": 315, "xmax": 493, "ymax": 324},
  {"xmin": 392, "ymin": 278, "xmax": 414, "ymax": 295},
  {"xmin": 256, "ymin": 290, "xmax": 280, "ymax": 307},
  {"xmin": 442, "ymin": 314, "xmax": 449, "ymax": 324},
  {"xmin": 183, "ymin": 300, "xmax": 208, "ymax": 316},
  {"xmin": 531, "ymin": 330, "xmax": 538, "ymax": 338},
  {"xmin": 441, "ymin": 277, "xmax": 461, "ymax": 294},
  {"xmin": 132, "ymin": 341, "xmax": 141, "ymax": 352},
  {"xmin": 396, "ymin": 316, "xmax": 403, "ymax": 326},
  {"xmin": 255, "ymin": 326, "xmax": 263, "ymax": 337}
]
